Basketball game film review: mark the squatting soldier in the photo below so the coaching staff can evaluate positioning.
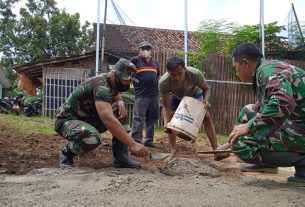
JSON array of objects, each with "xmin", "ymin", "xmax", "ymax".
[
  {"xmin": 229, "ymin": 43, "xmax": 305, "ymax": 186},
  {"xmin": 55, "ymin": 58, "xmax": 149, "ymax": 168}
]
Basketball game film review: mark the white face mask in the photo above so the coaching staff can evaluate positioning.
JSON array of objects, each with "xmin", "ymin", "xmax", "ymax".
[{"xmin": 141, "ymin": 50, "xmax": 151, "ymax": 58}]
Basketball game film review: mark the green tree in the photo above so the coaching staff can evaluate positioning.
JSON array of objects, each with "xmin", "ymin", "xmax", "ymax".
[
  {"xmin": 196, "ymin": 19, "xmax": 237, "ymax": 54},
  {"xmin": 0, "ymin": 0, "xmax": 94, "ymax": 93},
  {"xmin": 229, "ymin": 22, "xmax": 286, "ymax": 53},
  {"xmin": 189, "ymin": 19, "xmax": 288, "ymax": 72},
  {"xmin": 196, "ymin": 19, "xmax": 286, "ymax": 55},
  {"xmin": 0, "ymin": 0, "xmax": 20, "ymax": 95}
]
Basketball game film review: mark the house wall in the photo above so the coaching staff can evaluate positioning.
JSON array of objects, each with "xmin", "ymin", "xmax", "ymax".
[{"xmin": 40, "ymin": 53, "xmax": 129, "ymax": 118}]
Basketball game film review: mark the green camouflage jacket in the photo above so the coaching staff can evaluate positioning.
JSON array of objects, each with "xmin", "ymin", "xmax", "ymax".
[
  {"xmin": 56, "ymin": 74, "xmax": 117, "ymax": 132},
  {"xmin": 248, "ymin": 60, "xmax": 305, "ymax": 139}
]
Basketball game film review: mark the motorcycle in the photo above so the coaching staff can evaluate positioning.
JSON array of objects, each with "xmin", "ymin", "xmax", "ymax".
[
  {"xmin": 22, "ymin": 100, "xmax": 42, "ymax": 117},
  {"xmin": 0, "ymin": 97, "xmax": 12, "ymax": 114},
  {"xmin": 0, "ymin": 93, "xmax": 25, "ymax": 115}
]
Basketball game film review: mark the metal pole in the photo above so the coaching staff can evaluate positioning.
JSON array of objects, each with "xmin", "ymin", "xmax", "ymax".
[
  {"xmin": 260, "ymin": 0, "xmax": 265, "ymax": 57},
  {"xmin": 206, "ymin": 80, "xmax": 252, "ymax": 85},
  {"xmin": 95, "ymin": 0, "xmax": 101, "ymax": 75},
  {"xmin": 101, "ymin": 0, "xmax": 108, "ymax": 72},
  {"xmin": 184, "ymin": 0, "xmax": 188, "ymax": 66},
  {"xmin": 291, "ymin": 3, "xmax": 305, "ymax": 44}
]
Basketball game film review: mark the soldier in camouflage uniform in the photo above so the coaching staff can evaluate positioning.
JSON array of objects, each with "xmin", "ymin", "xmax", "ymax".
[
  {"xmin": 228, "ymin": 43, "xmax": 305, "ymax": 186},
  {"xmin": 55, "ymin": 58, "xmax": 149, "ymax": 168}
]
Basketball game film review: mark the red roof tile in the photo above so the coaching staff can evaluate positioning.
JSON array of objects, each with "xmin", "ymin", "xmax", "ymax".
[{"xmin": 94, "ymin": 24, "xmax": 200, "ymax": 53}]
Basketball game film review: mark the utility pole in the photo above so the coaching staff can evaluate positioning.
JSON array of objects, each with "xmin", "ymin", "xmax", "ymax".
[
  {"xmin": 100, "ymin": 0, "xmax": 108, "ymax": 73},
  {"xmin": 95, "ymin": 0, "xmax": 101, "ymax": 75},
  {"xmin": 184, "ymin": 0, "xmax": 188, "ymax": 66},
  {"xmin": 260, "ymin": 0, "xmax": 265, "ymax": 57}
]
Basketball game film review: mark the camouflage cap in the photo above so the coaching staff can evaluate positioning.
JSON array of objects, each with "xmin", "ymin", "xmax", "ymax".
[
  {"xmin": 112, "ymin": 58, "xmax": 139, "ymax": 83},
  {"xmin": 139, "ymin": 40, "xmax": 153, "ymax": 49}
]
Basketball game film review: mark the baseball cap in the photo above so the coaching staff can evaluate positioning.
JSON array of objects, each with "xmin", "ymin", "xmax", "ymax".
[{"xmin": 138, "ymin": 40, "xmax": 153, "ymax": 49}]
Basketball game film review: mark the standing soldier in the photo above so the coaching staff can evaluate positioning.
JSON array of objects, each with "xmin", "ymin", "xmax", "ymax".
[
  {"xmin": 229, "ymin": 43, "xmax": 305, "ymax": 186},
  {"xmin": 130, "ymin": 41, "xmax": 160, "ymax": 148},
  {"xmin": 55, "ymin": 58, "xmax": 149, "ymax": 168}
]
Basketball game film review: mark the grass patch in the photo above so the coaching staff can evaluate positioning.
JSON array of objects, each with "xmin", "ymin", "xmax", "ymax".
[
  {"xmin": 0, "ymin": 114, "xmax": 55, "ymax": 135},
  {"xmin": 0, "ymin": 114, "xmax": 229, "ymax": 146},
  {"xmin": 214, "ymin": 133, "xmax": 229, "ymax": 144}
]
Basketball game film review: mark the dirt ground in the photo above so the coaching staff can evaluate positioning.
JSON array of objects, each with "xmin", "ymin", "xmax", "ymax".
[{"xmin": 0, "ymin": 122, "xmax": 305, "ymax": 207}]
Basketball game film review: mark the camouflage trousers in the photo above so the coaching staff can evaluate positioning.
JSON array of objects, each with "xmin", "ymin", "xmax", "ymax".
[
  {"xmin": 54, "ymin": 110, "xmax": 131, "ymax": 155},
  {"xmin": 233, "ymin": 104, "xmax": 305, "ymax": 164}
]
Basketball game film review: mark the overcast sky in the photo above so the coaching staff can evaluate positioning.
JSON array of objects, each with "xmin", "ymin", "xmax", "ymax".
[{"xmin": 15, "ymin": 0, "xmax": 305, "ymax": 31}]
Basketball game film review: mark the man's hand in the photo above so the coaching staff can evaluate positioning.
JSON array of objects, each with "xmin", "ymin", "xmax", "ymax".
[
  {"xmin": 228, "ymin": 123, "xmax": 250, "ymax": 147},
  {"xmin": 129, "ymin": 142, "xmax": 149, "ymax": 157},
  {"xmin": 202, "ymin": 100, "xmax": 211, "ymax": 111},
  {"xmin": 117, "ymin": 100, "xmax": 127, "ymax": 118},
  {"xmin": 112, "ymin": 100, "xmax": 127, "ymax": 118}
]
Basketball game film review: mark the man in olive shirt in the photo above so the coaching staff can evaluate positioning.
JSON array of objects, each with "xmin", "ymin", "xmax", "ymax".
[{"xmin": 159, "ymin": 56, "xmax": 229, "ymax": 162}]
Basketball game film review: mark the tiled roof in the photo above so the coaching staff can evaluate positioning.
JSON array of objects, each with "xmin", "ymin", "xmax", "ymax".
[{"xmin": 95, "ymin": 24, "xmax": 200, "ymax": 53}]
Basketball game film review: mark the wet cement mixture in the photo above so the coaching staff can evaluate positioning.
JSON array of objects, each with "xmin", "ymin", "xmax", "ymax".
[
  {"xmin": 159, "ymin": 158, "xmax": 220, "ymax": 177},
  {"xmin": 0, "ymin": 122, "xmax": 305, "ymax": 207}
]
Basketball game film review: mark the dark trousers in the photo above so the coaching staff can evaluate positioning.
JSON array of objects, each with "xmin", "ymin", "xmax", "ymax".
[{"xmin": 131, "ymin": 95, "xmax": 159, "ymax": 144}]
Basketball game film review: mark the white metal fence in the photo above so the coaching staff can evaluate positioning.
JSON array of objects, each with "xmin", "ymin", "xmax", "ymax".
[{"xmin": 42, "ymin": 67, "xmax": 91, "ymax": 118}]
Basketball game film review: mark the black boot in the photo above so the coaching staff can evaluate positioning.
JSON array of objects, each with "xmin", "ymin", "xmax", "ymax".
[
  {"xmin": 59, "ymin": 144, "xmax": 76, "ymax": 168},
  {"xmin": 239, "ymin": 151, "xmax": 285, "ymax": 174},
  {"xmin": 239, "ymin": 151, "xmax": 304, "ymax": 174},
  {"xmin": 286, "ymin": 153, "xmax": 305, "ymax": 187},
  {"xmin": 239, "ymin": 163, "xmax": 278, "ymax": 174},
  {"xmin": 260, "ymin": 151, "xmax": 305, "ymax": 186},
  {"xmin": 287, "ymin": 165, "xmax": 305, "ymax": 187},
  {"xmin": 112, "ymin": 137, "xmax": 140, "ymax": 168},
  {"xmin": 260, "ymin": 151, "xmax": 304, "ymax": 167}
]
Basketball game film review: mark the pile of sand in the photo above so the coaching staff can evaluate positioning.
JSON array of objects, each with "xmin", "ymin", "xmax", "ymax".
[{"xmin": 159, "ymin": 158, "xmax": 220, "ymax": 177}]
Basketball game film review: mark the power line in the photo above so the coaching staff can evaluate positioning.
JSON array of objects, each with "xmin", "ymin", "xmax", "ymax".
[
  {"xmin": 280, "ymin": 4, "xmax": 304, "ymax": 49},
  {"xmin": 291, "ymin": 3, "xmax": 304, "ymax": 45},
  {"xmin": 110, "ymin": 0, "xmax": 126, "ymax": 25},
  {"xmin": 110, "ymin": 0, "xmax": 136, "ymax": 26}
]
